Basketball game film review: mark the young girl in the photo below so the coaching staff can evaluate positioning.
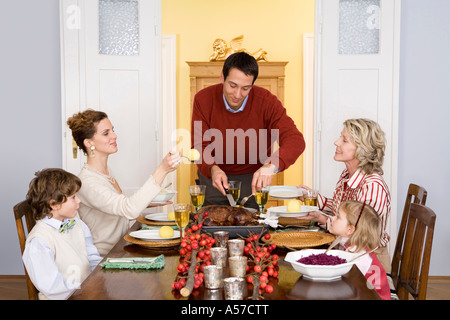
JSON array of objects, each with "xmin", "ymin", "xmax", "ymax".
[
  {"xmin": 22, "ymin": 168, "xmax": 102, "ymax": 300},
  {"xmin": 329, "ymin": 200, "xmax": 390, "ymax": 300}
]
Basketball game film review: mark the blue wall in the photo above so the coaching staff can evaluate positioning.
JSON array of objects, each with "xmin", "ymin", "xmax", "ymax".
[
  {"xmin": 398, "ymin": 0, "xmax": 450, "ymax": 275},
  {"xmin": 0, "ymin": 0, "xmax": 62, "ymax": 274}
]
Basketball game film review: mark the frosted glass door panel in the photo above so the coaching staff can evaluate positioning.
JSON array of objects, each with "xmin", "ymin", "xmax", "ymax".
[
  {"xmin": 99, "ymin": 0, "xmax": 139, "ymax": 55},
  {"xmin": 339, "ymin": 0, "xmax": 380, "ymax": 54}
]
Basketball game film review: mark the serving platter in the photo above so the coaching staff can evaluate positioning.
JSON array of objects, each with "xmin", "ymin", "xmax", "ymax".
[{"xmin": 262, "ymin": 231, "xmax": 335, "ymax": 249}]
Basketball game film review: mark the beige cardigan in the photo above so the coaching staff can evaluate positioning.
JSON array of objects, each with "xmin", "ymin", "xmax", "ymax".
[{"xmin": 77, "ymin": 167, "xmax": 161, "ymax": 256}]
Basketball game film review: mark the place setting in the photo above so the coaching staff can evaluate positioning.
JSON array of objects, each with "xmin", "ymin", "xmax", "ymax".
[
  {"xmin": 126, "ymin": 184, "xmax": 207, "ymax": 249},
  {"xmin": 256, "ymin": 186, "xmax": 336, "ymax": 251}
]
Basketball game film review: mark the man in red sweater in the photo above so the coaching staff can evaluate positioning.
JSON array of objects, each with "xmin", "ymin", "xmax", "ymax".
[{"xmin": 191, "ymin": 52, "xmax": 305, "ymax": 209}]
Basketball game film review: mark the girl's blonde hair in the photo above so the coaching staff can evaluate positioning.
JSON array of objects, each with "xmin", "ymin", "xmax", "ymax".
[
  {"xmin": 339, "ymin": 200, "xmax": 380, "ymax": 253},
  {"xmin": 343, "ymin": 118, "xmax": 386, "ymax": 175}
]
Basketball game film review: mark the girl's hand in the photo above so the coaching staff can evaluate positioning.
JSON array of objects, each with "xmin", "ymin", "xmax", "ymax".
[{"xmin": 295, "ymin": 211, "xmax": 328, "ymax": 225}]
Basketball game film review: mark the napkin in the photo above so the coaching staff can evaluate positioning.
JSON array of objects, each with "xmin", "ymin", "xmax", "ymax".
[
  {"xmin": 100, "ymin": 255, "xmax": 165, "ymax": 270},
  {"xmin": 258, "ymin": 207, "xmax": 279, "ymax": 228}
]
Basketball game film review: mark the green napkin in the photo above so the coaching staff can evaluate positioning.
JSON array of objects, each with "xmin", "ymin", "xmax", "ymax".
[{"xmin": 100, "ymin": 255, "xmax": 165, "ymax": 269}]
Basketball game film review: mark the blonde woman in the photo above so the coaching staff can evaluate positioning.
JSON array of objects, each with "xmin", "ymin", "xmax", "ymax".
[
  {"xmin": 297, "ymin": 118, "xmax": 391, "ymax": 271},
  {"xmin": 67, "ymin": 109, "xmax": 181, "ymax": 255}
]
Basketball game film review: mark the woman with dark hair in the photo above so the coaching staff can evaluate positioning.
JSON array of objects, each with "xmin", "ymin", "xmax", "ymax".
[{"xmin": 67, "ymin": 109, "xmax": 180, "ymax": 255}]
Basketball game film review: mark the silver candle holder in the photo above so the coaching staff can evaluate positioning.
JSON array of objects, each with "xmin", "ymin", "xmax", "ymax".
[
  {"xmin": 210, "ymin": 247, "xmax": 228, "ymax": 268},
  {"xmin": 214, "ymin": 231, "xmax": 229, "ymax": 248},
  {"xmin": 224, "ymin": 277, "xmax": 245, "ymax": 300},
  {"xmin": 228, "ymin": 256, "xmax": 248, "ymax": 278},
  {"xmin": 203, "ymin": 265, "xmax": 224, "ymax": 289},
  {"xmin": 228, "ymin": 239, "xmax": 245, "ymax": 256}
]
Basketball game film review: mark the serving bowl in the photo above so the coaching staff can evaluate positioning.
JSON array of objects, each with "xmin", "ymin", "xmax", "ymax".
[
  {"xmin": 151, "ymin": 189, "xmax": 177, "ymax": 203},
  {"xmin": 284, "ymin": 249, "xmax": 357, "ymax": 281}
]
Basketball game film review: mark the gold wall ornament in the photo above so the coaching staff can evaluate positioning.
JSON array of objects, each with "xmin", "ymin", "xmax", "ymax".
[{"xmin": 209, "ymin": 35, "xmax": 268, "ymax": 61}]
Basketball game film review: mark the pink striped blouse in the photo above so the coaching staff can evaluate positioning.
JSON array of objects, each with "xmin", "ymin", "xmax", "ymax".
[{"xmin": 318, "ymin": 168, "xmax": 391, "ymax": 247}]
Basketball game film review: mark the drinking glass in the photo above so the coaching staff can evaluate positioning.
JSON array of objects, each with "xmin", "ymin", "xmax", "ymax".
[
  {"xmin": 228, "ymin": 180, "xmax": 241, "ymax": 203},
  {"xmin": 173, "ymin": 203, "xmax": 191, "ymax": 238},
  {"xmin": 189, "ymin": 185, "xmax": 206, "ymax": 212},
  {"xmin": 304, "ymin": 189, "xmax": 318, "ymax": 228},
  {"xmin": 255, "ymin": 187, "xmax": 269, "ymax": 215},
  {"xmin": 304, "ymin": 189, "xmax": 318, "ymax": 207}
]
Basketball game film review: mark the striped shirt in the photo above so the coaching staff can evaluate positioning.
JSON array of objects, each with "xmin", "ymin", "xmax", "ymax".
[{"xmin": 318, "ymin": 168, "xmax": 391, "ymax": 247}]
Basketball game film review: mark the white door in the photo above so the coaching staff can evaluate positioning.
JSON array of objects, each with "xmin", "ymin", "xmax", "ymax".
[
  {"xmin": 60, "ymin": 0, "xmax": 162, "ymax": 196},
  {"xmin": 314, "ymin": 0, "xmax": 401, "ymax": 253}
]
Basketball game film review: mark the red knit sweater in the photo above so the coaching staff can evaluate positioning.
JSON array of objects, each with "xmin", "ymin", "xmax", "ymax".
[{"xmin": 191, "ymin": 83, "xmax": 305, "ymax": 178}]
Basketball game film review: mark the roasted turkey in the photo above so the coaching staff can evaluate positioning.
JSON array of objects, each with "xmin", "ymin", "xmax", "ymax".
[{"xmin": 198, "ymin": 205, "xmax": 260, "ymax": 226}]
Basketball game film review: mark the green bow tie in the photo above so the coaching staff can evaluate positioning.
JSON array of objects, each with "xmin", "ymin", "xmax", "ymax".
[{"xmin": 59, "ymin": 219, "xmax": 76, "ymax": 233}]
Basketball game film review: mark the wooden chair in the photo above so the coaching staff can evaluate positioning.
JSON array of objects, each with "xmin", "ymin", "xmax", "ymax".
[
  {"xmin": 396, "ymin": 203, "xmax": 436, "ymax": 300},
  {"xmin": 13, "ymin": 200, "xmax": 39, "ymax": 300},
  {"xmin": 391, "ymin": 184, "xmax": 427, "ymax": 288}
]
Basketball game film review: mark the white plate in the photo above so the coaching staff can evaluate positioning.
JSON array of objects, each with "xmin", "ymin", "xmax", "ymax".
[
  {"xmin": 129, "ymin": 229, "xmax": 180, "ymax": 241},
  {"xmin": 269, "ymin": 186, "xmax": 305, "ymax": 199},
  {"xmin": 145, "ymin": 213, "xmax": 174, "ymax": 222},
  {"xmin": 270, "ymin": 205, "xmax": 319, "ymax": 217}
]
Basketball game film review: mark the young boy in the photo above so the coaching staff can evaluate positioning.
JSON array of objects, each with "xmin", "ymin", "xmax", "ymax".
[{"xmin": 22, "ymin": 168, "xmax": 102, "ymax": 300}]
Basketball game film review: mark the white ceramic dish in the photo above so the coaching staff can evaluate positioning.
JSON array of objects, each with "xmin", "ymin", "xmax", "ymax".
[
  {"xmin": 129, "ymin": 229, "xmax": 180, "ymax": 241},
  {"xmin": 284, "ymin": 249, "xmax": 357, "ymax": 281},
  {"xmin": 145, "ymin": 213, "xmax": 173, "ymax": 222},
  {"xmin": 151, "ymin": 189, "xmax": 177, "ymax": 203},
  {"xmin": 269, "ymin": 205, "xmax": 319, "ymax": 217},
  {"xmin": 269, "ymin": 186, "xmax": 305, "ymax": 199}
]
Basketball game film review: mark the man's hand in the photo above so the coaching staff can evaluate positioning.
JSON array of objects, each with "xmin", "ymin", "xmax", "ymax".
[
  {"xmin": 211, "ymin": 165, "xmax": 229, "ymax": 196},
  {"xmin": 251, "ymin": 163, "xmax": 277, "ymax": 194}
]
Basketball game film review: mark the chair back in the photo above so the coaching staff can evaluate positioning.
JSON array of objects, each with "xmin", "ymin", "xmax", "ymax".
[
  {"xmin": 13, "ymin": 200, "xmax": 39, "ymax": 300},
  {"xmin": 391, "ymin": 184, "xmax": 427, "ymax": 286},
  {"xmin": 396, "ymin": 203, "xmax": 436, "ymax": 300}
]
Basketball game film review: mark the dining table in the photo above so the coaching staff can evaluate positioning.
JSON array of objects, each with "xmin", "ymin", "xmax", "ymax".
[{"xmin": 69, "ymin": 220, "xmax": 381, "ymax": 302}]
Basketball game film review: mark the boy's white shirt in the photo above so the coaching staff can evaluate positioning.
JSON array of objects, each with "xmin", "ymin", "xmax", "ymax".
[{"xmin": 22, "ymin": 215, "xmax": 102, "ymax": 300}]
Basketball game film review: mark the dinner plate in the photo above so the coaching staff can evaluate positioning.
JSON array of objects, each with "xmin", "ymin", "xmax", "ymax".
[
  {"xmin": 145, "ymin": 212, "xmax": 174, "ymax": 222},
  {"xmin": 269, "ymin": 205, "xmax": 319, "ymax": 217},
  {"xmin": 269, "ymin": 186, "xmax": 305, "ymax": 199},
  {"xmin": 129, "ymin": 229, "xmax": 180, "ymax": 241}
]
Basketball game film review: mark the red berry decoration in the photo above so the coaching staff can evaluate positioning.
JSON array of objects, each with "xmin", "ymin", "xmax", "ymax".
[
  {"xmin": 171, "ymin": 211, "xmax": 216, "ymax": 298},
  {"xmin": 243, "ymin": 231, "xmax": 279, "ymax": 300}
]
